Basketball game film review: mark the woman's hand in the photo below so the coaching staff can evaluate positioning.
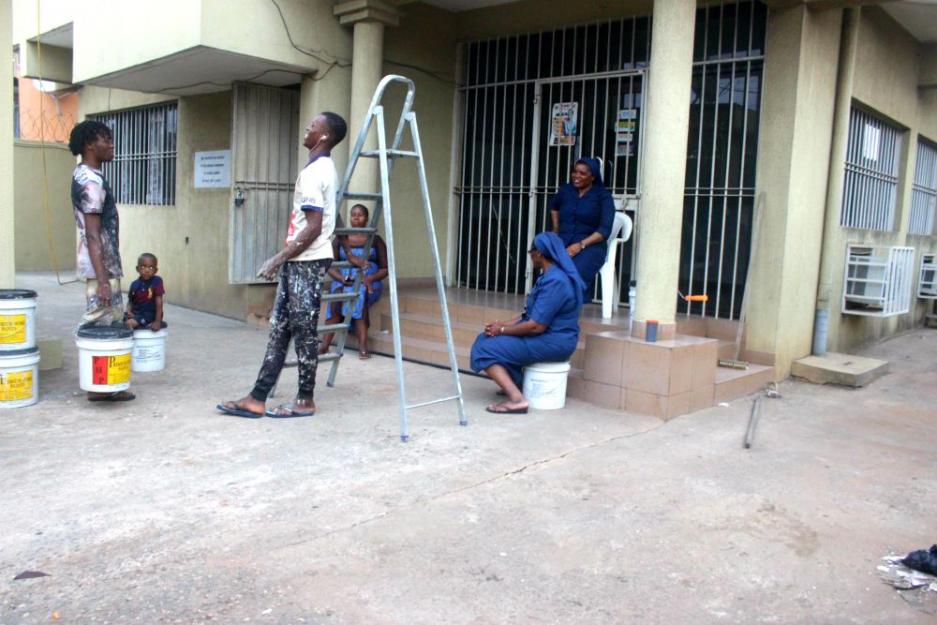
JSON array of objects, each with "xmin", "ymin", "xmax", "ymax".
[
  {"xmin": 566, "ymin": 243, "xmax": 581, "ymax": 258},
  {"xmin": 350, "ymin": 255, "xmax": 368, "ymax": 270},
  {"xmin": 484, "ymin": 321, "xmax": 505, "ymax": 337},
  {"xmin": 363, "ymin": 276, "xmax": 374, "ymax": 294}
]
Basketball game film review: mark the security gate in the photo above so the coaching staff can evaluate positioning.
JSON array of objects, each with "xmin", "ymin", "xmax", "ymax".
[
  {"xmin": 456, "ymin": 1, "xmax": 767, "ymax": 319},
  {"xmin": 456, "ymin": 16, "xmax": 650, "ymax": 298},
  {"xmin": 228, "ymin": 83, "xmax": 300, "ymax": 284}
]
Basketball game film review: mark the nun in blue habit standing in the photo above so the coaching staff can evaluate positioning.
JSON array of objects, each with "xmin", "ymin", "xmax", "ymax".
[
  {"xmin": 470, "ymin": 232, "xmax": 585, "ymax": 414},
  {"xmin": 550, "ymin": 157, "xmax": 616, "ymax": 297}
]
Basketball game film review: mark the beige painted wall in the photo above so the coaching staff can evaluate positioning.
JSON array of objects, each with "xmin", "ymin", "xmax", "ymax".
[
  {"xmin": 13, "ymin": 141, "xmax": 75, "ymax": 272},
  {"xmin": 78, "ymin": 86, "xmax": 263, "ymax": 320},
  {"xmin": 72, "ymin": 0, "xmax": 349, "ymax": 84},
  {"xmin": 744, "ymin": 5, "xmax": 842, "ymax": 377},
  {"xmin": 455, "ymin": 0, "xmax": 652, "ymax": 39},
  {"xmin": 820, "ymin": 6, "xmax": 937, "ymax": 353},
  {"xmin": 0, "ymin": 0, "xmax": 14, "ymax": 288},
  {"xmin": 11, "ymin": 0, "xmax": 72, "ymax": 44}
]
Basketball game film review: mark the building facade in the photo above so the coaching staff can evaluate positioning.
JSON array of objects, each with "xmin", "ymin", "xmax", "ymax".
[{"xmin": 9, "ymin": 0, "xmax": 937, "ymax": 387}]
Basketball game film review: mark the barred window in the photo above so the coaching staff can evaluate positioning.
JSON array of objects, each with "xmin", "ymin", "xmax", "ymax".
[
  {"xmin": 840, "ymin": 106, "xmax": 903, "ymax": 231},
  {"xmin": 90, "ymin": 102, "xmax": 178, "ymax": 205},
  {"xmin": 909, "ymin": 138, "xmax": 937, "ymax": 236}
]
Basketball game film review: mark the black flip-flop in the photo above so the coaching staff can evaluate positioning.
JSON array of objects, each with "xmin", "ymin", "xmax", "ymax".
[
  {"xmin": 264, "ymin": 404, "xmax": 316, "ymax": 418},
  {"xmin": 485, "ymin": 405, "xmax": 529, "ymax": 414},
  {"xmin": 216, "ymin": 403, "xmax": 263, "ymax": 419}
]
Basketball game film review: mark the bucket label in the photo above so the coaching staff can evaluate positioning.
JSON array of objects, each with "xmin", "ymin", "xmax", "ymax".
[
  {"xmin": 92, "ymin": 354, "xmax": 131, "ymax": 385},
  {"xmin": 0, "ymin": 314, "xmax": 27, "ymax": 344},
  {"xmin": 0, "ymin": 370, "xmax": 33, "ymax": 401}
]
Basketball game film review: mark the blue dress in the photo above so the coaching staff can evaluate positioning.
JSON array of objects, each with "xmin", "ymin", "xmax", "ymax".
[
  {"xmin": 470, "ymin": 267, "xmax": 582, "ymax": 388},
  {"xmin": 330, "ymin": 243, "xmax": 383, "ymax": 320},
  {"xmin": 550, "ymin": 183, "xmax": 616, "ymax": 294}
]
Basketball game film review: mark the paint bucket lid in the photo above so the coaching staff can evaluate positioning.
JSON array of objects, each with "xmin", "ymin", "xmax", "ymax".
[
  {"xmin": 0, "ymin": 346, "xmax": 39, "ymax": 358},
  {"xmin": 76, "ymin": 325, "xmax": 134, "ymax": 340},
  {"xmin": 0, "ymin": 289, "xmax": 38, "ymax": 300}
]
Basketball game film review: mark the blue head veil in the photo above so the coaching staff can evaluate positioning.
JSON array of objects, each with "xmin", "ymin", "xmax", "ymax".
[
  {"xmin": 576, "ymin": 157, "xmax": 605, "ymax": 187},
  {"xmin": 534, "ymin": 232, "xmax": 586, "ymax": 307}
]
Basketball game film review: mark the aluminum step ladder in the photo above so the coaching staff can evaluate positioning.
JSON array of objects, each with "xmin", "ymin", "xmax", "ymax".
[{"xmin": 278, "ymin": 75, "xmax": 467, "ymax": 442}]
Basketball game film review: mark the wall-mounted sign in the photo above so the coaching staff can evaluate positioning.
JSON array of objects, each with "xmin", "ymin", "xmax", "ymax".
[
  {"xmin": 194, "ymin": 150, "xmax": 231, "ymax": 188},
  {"xmin": 549, "ymin": 102, "xmax": 578, "ymax": 147}
]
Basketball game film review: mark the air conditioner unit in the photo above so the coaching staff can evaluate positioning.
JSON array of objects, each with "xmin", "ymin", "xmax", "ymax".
[
  {"xmin": 842, "ymin": 244, "xmax": 915, "ymax": 317},
  {"xmin": 920, "ymin": 253, "xmax": 937, "ymax": 299}
]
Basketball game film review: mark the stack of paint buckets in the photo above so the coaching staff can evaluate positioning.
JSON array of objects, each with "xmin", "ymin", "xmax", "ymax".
[{"xmin": 0, "ymin": 289, "xmax": 40, "ymax": 409}]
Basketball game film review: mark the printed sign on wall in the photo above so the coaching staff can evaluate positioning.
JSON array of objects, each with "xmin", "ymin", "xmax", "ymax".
[
  {"xmin": 194, "ymin": 150, "xmax": 232, "ymax": 188},
  {"xmin": 549, "ymin": 102, "xmax": 578, "ymax": 147}
]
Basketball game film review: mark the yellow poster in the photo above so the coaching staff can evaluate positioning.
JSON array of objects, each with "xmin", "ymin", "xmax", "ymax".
[
  {"xmin": 0, "ymin": 370, "xmax": 34, "ymax": 401},
  {"xmin": 0, "ymin": 314, "xmax": 27, "ymax": 344}
]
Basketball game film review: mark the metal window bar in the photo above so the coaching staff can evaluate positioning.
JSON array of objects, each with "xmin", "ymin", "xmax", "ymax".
[
  {"xmin": 680, "ymin": 0, "xmax": 765, "ymax": 320},
  {"xmin": 840, "ymin": 106, "xmax": 902, "ymax": 231},
  {"xmin": 90, "ymin": 102, "xmax": 178, "ymax": 205},
  {"xmin": 909, "ymin": 138, "xmax": 937, "ymax": 236}
]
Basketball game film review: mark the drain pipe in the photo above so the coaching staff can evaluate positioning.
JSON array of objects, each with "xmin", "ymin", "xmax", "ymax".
[{"xmin": 813, "ymin": 6, "xmax": 860, "ymax": 356}]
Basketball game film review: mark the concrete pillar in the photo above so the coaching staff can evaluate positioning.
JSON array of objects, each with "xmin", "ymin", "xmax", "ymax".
[
  {"xmin": 0, "ymin": 0, "xmax": 14, "ymax": 288},
  {"xmin": 334, "ymin": 0, "xmax": 399, "ymax": 194},
  {"xmin": 742, "ymin": 6, "xmax": 843, "ymax": 376},
  {"xmin": 632, "ymin": 0, "xmax": 696, "ymax": 339}
]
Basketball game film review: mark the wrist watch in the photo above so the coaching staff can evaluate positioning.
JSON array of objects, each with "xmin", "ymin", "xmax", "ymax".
[{"xmin": 579, "ymin": 241, "xmax": 585, "ymax": 251}]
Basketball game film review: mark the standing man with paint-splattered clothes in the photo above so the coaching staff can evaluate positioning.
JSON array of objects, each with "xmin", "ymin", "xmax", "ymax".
[
  {"xmin": 218, "ymin": 112, "xmax": 347, "ymax": 419},
  {"xmin": 69, "ymin": 120, "xmax": 135, "ymax": 402}
]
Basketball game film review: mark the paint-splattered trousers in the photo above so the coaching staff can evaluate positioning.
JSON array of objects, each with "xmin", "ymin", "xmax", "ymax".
[{"xmin": 250, "ymin": 259, "xmax": 330, "ymax": 401}]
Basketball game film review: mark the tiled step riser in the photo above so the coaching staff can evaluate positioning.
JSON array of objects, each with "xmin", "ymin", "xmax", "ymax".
[{"xmin": 714, "ymin": 367, "xmax": 775, "ymax": 404}]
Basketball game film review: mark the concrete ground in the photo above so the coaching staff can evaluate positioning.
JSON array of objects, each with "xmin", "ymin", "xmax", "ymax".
[{"xmin": 1, "ymin": 272, "xmax": 935, "ymax": 625}]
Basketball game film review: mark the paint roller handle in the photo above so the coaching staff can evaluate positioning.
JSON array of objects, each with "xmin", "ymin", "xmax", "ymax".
[{"xmin": 684, "ymin": 294, "xmax": 709, "ymax": 302}]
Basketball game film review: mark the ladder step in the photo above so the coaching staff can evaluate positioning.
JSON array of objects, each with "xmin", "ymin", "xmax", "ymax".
[
  {"xmin": 321, "ymin": 292, "xmax": 359, "ymax": 302},
  {"xmin": 343, "ymin": 192, "xmax": 383, "ymax": 201},
  {"xmin": 360, "ymin": 149, "xmax": 419, "ymax": 159},
  {"xmin": 407, "ymin": 395, "xmax": 462, "ymax": 410},
  {"xmin": 330, "ymin": 260, "xmax": 356, "ymax": 270},
  {"xmin": 334, "ymin": 227, "xmax": 377, "ymax": 236},
  {"xmin": 318, "ymin": 322, "xmax": 350, "ymax": 333},
  {"xmin": 283, "ymin": 352, "xmax": 341, "ymax": 368}
]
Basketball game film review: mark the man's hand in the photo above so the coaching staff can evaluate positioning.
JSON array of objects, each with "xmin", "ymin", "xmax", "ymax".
[
  {"xmin": 96, "ymin": 280, "xmax": 112, "ymax": 306},
  {"xmin": 257, "ymin": 255, "xmax": 284, "ymax": 281}
]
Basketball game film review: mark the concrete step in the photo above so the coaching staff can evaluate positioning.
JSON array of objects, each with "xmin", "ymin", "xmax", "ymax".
[
  {"xmin": 349, "ymin": 331, "xmax": 474, "ymax": 371},
  {"xmin": 717, "ymin": 340, "xmax": 737, "ymax": 361},
  {"xmin": 714, "ymin": 363, "xmax": 775, "ymax": 404}
]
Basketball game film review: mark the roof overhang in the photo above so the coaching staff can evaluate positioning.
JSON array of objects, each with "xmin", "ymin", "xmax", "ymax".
[{"xmin": 79, "ymin": 46, "xmax": 311, "ymax": 96}]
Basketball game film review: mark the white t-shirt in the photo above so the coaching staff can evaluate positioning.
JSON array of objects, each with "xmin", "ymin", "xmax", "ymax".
[{"xmin": 286, "ymin": 155, "xmax": 337, "ymax": 262}]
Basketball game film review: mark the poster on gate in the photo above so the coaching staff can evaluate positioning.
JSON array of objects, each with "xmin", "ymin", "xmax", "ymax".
[{"xmin": 549, "ymin": 102, "xmax": 578, "ymax": 147}]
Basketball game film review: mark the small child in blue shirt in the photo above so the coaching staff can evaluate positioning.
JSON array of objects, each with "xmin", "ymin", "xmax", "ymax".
[{"xmin": 125, "ymin": 253, "xmax": 165, "ymax": 331}]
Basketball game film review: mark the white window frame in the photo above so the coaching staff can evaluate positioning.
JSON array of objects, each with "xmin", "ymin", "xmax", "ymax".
[
  {"xmin": 909, "ymin": 137, "xmax": 937, "ymax": 236},
  {"xmin": 90, "ymin": 102, "xmax": 178, "ymax": 206},
  {"xmin": 842, "ymin": 244, "xmax": 915, "ymax": 317},
  {"xmin": 840, "ymin": 106, "xmax": 903, "ymax": 231}
]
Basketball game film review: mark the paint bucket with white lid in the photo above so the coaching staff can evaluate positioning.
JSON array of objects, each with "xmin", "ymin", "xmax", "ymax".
[
  {"xmin": 75, "ymin": 326, "xmax": 134, "ymax": 393},
  {"xmin": 0, "ymin": 347, "xmax": 40, "ymax": 409},
  {"xmin": 132, "ymin": 327, "xmax": 168, "ymax": 372},
  {"xmin": 0, "ymin": 289, "xmax": 38, "ymax": 352},
  {"xmin": 522, "ymin": 361, "xmax": 571, "ymax": 410}
]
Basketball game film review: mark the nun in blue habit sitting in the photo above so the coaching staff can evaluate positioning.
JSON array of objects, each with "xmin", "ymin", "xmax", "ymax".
[
  {"xmin": 550, "ymin": 157, "xmax": 616, "ymax": 297},
  {"xmin": 470, "ymin": 232, "xmax": 585, "ymax": 414}
]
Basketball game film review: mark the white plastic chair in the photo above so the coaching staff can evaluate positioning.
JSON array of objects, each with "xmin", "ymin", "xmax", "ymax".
[{"xmin": 600, "ymin": 206, "xmax": 633, "ymax": 319}]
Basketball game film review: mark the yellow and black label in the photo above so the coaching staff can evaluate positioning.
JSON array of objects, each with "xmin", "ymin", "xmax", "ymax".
[
  {"xmin": 0, "ymin": 314, "xmax": 27, "ymax": 344},
  {"xmin": 0, "ymin": 369, "xmax": 34, "ymax": 401},
  {"xmin": 92, "ymin": 353, "xmax": 131, "ymax": 385}
]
